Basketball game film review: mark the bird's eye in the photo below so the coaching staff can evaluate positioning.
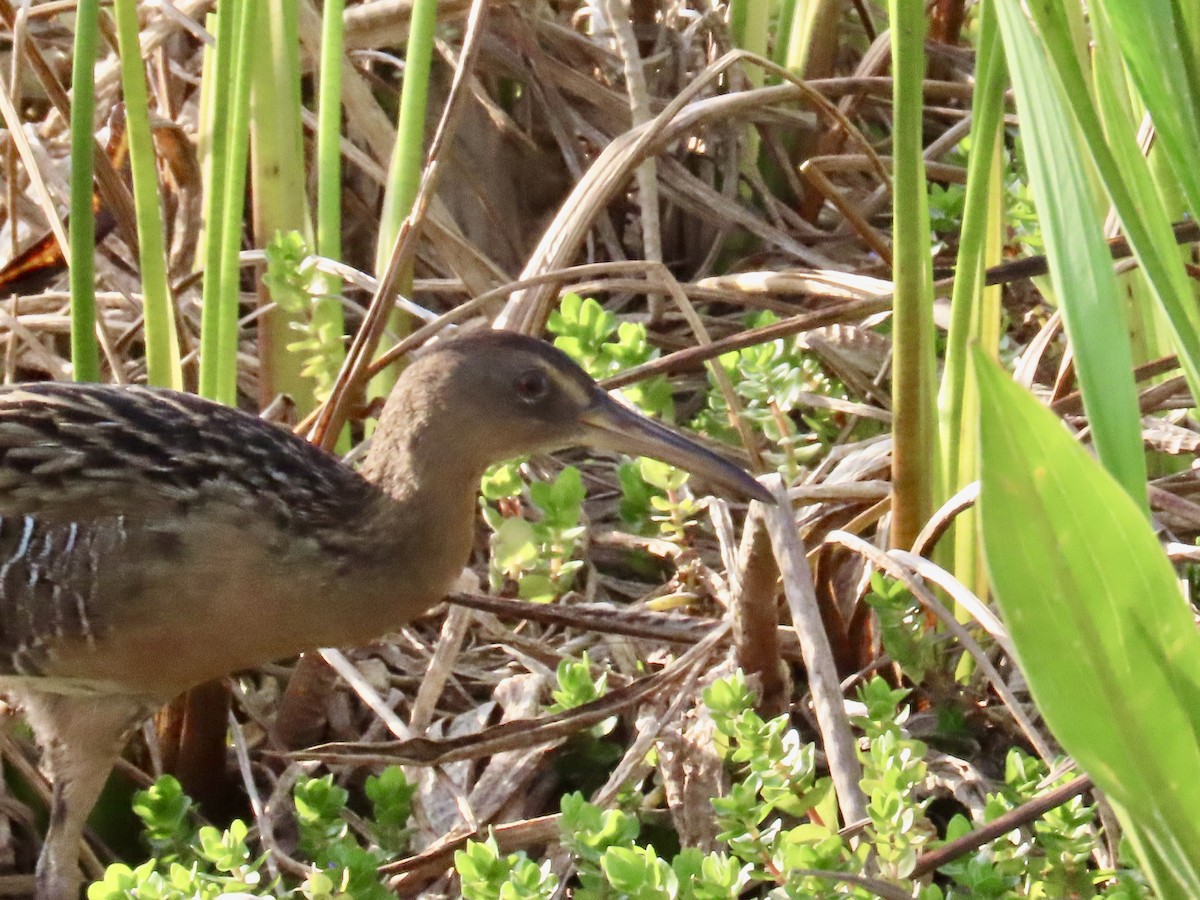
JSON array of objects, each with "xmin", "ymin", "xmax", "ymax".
[{"xmin": 515, "ymin": 368, "xmax": 549, "ymax": 403}]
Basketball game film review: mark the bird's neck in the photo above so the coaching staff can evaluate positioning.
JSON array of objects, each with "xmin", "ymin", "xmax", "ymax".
[
  {"xmin": 358, "ymin": 369, "xmax": 495, "ymax": 502},
  {"xmin": 331, "ymin": 398, "xmax": 485, "ymax": 642},
  {"xmin": 358, "ymin": 388, "xmax": 489, "ymax": 508}
]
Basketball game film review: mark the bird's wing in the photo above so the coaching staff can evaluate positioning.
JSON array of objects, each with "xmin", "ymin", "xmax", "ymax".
[
  {"xmin": 0, "ymin": 384, "xmax": 214, "ymax": 521},
  {"xmin": 0, "ymin": 383, "xmax": 384, "ymax": 682},
  {"xmin": 0, "ymin": 382, "xmax": 377, "ymax": 526}
]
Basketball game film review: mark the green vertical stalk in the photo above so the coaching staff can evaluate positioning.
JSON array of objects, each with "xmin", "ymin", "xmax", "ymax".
[
  {"xmin": 937, "ymin": 0, "xmax": 1005, "ymax": 602},
  {"xmin": 728, "ymin": 0, "xmax": 768, "ymax": 169},
  {"xmin": 251, "ymin": 0, "xmax": 311, "ymax": 408},
  {"xmin": 113, "ymin": 0, "xmax": 181, "ymax": 390},
  {"xmin": 888, "ymin": 0, "xmax": 938, "ymax": 549},
  {"xmin": 938, "ymin": 0, "xmax": 1004, "ymax": 488},
  {"xmin": 214, "ymin": 0, "xmax": 256, "ymax": 406},
  {"xmin": 315, "ymin": 0, "xmax": 349, "ymax": 451},
  {"xmin": 772, "ymin": 0, "xmax": 799, "ymax": 69},
  {"xmin": 374, "ymin": 0, "xmax": 437, "ymax": 264},
  {"xmin": 69, "ymin": 0, "xmax": 101, "ymax": 383},
  {"xmin": 317, "ymin": 0, "xmax": 346, "ymax": 267},
  {"xmin": 729, "ymin": 0, "xmax": 769, "ymax": 87},
  {"xmin": 370, "ymin": 0, "xmax": 438, "ymax": 403},
  {"xmin": 209, "ymin": 0, "xmax": 255, "ymax": 406},
  {"xmin": 197, "ymin": 3, "xmax": 237, "ymax": 401},
  {"xmin": 777, "ymin": 0, "xmax": 836, "ymax": 77}
]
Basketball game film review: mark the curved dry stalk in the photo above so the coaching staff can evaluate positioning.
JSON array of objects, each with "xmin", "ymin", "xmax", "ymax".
[
  {"xmin": 602, "ymin": 0, "xmax": 663, "ymax": 321},
  {"xmin": 762, "ymin": 477, "xmax": 868, "ymax": 826},
  {"xmin": 499, "ymin": 73, "xmax": 838, "ymax": 331},
  {"xmin": 606, "ymin": 294, "xmax": 894, "ymax": 389},
  {"xmin": 910, "ymin": 479, "xmax": 979, "ymax": 558}
]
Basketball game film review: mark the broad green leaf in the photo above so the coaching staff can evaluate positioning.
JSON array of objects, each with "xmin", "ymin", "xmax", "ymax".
[
  {"xmin": 492, "ymin": 518, "xmax": 538, "ymax": 571},
  {"xmin": 975, "ymin": 352, "xmax": 1200, "ymax": 896}
]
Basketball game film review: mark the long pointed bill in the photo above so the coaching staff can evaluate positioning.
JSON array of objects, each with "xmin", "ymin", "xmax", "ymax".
[{"xmin": 579, "ymin": 392, "xmax": 773, "ymax": 504}]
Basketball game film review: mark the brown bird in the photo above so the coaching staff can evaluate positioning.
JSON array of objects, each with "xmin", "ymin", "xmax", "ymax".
[{"xmin": 0, "ymin": 330, "xmax": 768, "ymax": 898}]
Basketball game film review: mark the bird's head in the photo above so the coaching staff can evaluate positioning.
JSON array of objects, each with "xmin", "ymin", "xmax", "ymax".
[{"xmin": 369, "ymin": 330, "xmax": 770, "ymax": 503}]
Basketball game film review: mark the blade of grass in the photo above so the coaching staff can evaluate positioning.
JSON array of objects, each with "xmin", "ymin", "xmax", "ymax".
[
  {"xmin": 316, "ymin": 0, "xmax": 346, "ymax": 271},
  {"xmin": 729, "ymin": 0, "xmax": 768, "ymax": 88},
  {"xmin": 937, "ymin": 0, "xmax": 1005, "ymax": 597},
  {"xmin": 994, "ymin": 0, "xmax": 1147, "ymax": 505},
  {"xmin": 775, "ymin": 0, "xmax": 836, "ymax": 77},
  {"xmin": 314, "ymin": 0, "xmax": 349, "ymax": 452},
  {"xmin": 1092, "ymin": 13, "xmax": 1174, "ymax": 371},
  {"xmin": 113, "ymin": 0, "xmax": 181, "ymax": 390},
  {"xmin": 1019, "ymin": 0, "xmax": 1200, "ymax": 406},
  {"xmin": 370, "ymin": 0, "xmax": 438, "ymax": 404},
  {"xmin": 197, "ymin": 4, "xmax": 235, "ymax": 402},
  {"xmin": 1088, "ymin": 0, "xmax": 1200, "ymax": 217},
  {"xmin": 69, "ymin": 0, "xmax": 100, "ymax": 383},
  {"xmin": 212, "ymin": 0, "xmax": 255, "ymax": 406}
]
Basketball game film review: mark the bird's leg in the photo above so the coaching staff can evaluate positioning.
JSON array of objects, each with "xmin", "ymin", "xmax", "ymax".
[{"xmin": 15, "ymin": 692, "xmax": 148, "ymax": 900}]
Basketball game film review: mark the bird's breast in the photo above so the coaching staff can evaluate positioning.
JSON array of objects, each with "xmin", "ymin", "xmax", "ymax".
[{"xmin": 0, "ymin": 493, "xmax": 476, "ymax": 698}]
